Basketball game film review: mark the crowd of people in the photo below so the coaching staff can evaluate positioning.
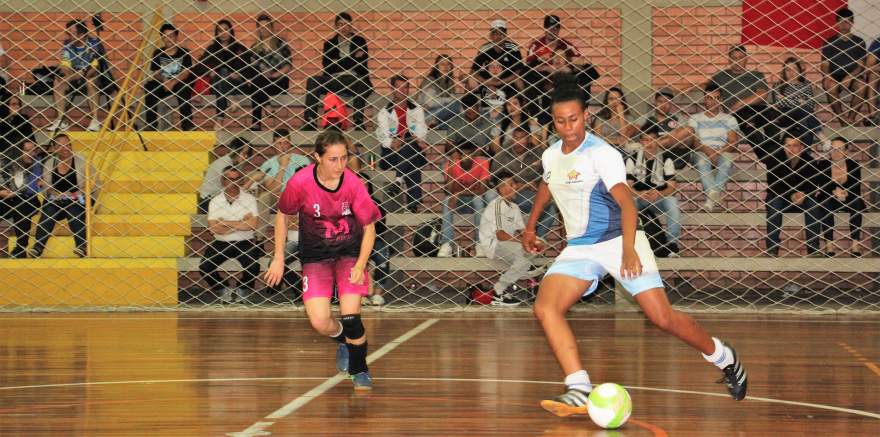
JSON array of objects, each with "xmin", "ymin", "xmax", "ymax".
[{"xmin": 0, "ymin": 8, "xmax": 876, "ymax": 305}]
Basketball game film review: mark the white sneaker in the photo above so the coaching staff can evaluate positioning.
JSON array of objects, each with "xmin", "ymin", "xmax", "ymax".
[
  {"xmin": 474, "ymin": 244, "xmax": 487, "ymax": 258},
  {"xmin": 667, "ymin": 251, "xmax": 680, "ymax": 258},
  {"xmin": 47, "ymin": 118, "xmax": 69, "ymax": 132},
  {"xmin": 361, "ymin": 296, "xmax": 370, "ymax": 306},
  {"xmin": 219, "ymin": 287, "xmax": 234, "ymax": 303},
  {"xmin": 87, "ymin": 118, "xmax": 102, "ymax": 131},
  {"xmin": 437, "ymin": 242, "xmax": 454, "ymax": 258},
  {"xmin": 703, "ymin": 191, "xmax": 717, "ymax": 211},
  {"xmin": 709, "ymin": 191, "xmax": 722, "ymax": 209},
  {"xmin": 370, "ymin": 294, "xmax": 385, "ymax": 306}
]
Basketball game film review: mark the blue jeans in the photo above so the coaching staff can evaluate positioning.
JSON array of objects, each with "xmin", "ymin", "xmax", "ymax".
[
  {"xmin": 370, "ymin": 236, "xmax": 391, "ymax": 289},
  {"xmin": 426, "ymin": 101, "xmax": 461, "ymax": 130},
  {"xmin": 441, "ymin": 194, "xmax": 487, "ymax": 244},
  {"xmin": 694, "ymin": 151, "xmax": 733, "ymax": 194},
  {"xmin": 766, "ymin": 195, "xmax": 825, "ymax": 255},
  {"xmin": 635, "ymin": 196, "xmax": 681, "ymax": 244},
  {"xmin": 515, "ymin": 189, "xmax": 557, "ymax": 238},
  {"xmin": 379, "ymin": 139, "xmax": 426, "ymax": 211}
]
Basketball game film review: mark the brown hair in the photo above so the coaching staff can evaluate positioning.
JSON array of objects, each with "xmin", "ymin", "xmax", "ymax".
[{"xmin": 314, "ymin": 129, "xmax": 353, "ymax": 157}]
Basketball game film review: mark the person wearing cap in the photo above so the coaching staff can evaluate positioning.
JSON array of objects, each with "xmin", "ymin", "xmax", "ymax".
[
  {"xmin": 637, "ymin": 88, "xmax": 689, "ymax": 169},
  {"xmin": 470, "ymin": 19, "xmax": 524, "ymax": 91}
]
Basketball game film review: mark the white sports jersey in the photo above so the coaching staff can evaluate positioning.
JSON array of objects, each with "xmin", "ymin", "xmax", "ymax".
[{"xmin": 542, "ymin": 133, "xmax": 627, "ymax": 245}]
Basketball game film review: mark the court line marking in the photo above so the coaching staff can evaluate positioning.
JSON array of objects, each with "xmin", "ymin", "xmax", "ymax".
[
  {"xmin": 231, "ymin": 318, "xmax": 439, "ymax": 436},
  {"xmin": 2, "ymin": 375, "xmax": 878, "ymax": 421},
  {"xmin": 838, "ymin": 342, "xmax": 880, "ymax": 378}
]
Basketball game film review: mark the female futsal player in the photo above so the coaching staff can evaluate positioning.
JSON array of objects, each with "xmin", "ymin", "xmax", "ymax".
[
  {"xmin": 264, "ymin": 129, "xmax": 382, "ymax": 390},
  {"xmin": 523, "ymin": 77, "xmax": 748, "ymax": 416}
]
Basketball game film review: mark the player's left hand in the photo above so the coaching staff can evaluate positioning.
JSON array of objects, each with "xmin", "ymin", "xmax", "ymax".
[
  {"xmin": 350, "ymin": 264, "xmax": 367, "ymax": 285},
  {"xmin": 621, "ymin": 248, "xmax": 643, "ymax": 280}
]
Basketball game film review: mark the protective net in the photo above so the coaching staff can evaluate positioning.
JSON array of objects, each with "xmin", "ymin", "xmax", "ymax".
[{"xmin": 0, "ymin": 1, "xmax": 877, "ymax": 312}]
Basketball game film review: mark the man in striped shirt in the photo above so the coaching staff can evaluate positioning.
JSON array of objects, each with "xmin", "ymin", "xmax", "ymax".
[{"xmin": 478, "ymin": 170, "xmax": 539, "ymax": 306}]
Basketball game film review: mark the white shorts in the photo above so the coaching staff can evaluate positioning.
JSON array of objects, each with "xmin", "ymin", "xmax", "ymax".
[{"xmin": 545, "ymin": 231, "xmax": 663, "ymax": 296}]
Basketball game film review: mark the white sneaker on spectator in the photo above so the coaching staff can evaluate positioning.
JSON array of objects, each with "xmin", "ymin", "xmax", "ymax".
[
  {"xmin": 361, "ymin": 296, "xmax": 370, "ymax": 306},
  {"xmin": 47, "ymin": 118, "xmax": 69, "ymax": 132},
  {"xmin": 219, "ymin": 287, "xmax": 234, "ymax": 303},
  {"xmin": 370, "ymin": 294, "xmax": 385, "ymax": 306},
  {"xmin": 87, "ymin": 118, "xmax": 102, "ymax": 132},
  {"xmin": 474, "ymin": 244, "xmax": 487, "ymax": 258},
  {"xmin": 437, "ymin": 242, "xmax": 454, "ymax": 258},
  {"xmin": 703, "ymin": 191, "xmax": 717, "ymax": 211},
  {"xmin": 667, "ymin": 251, "xmax": 680, "ymax": 258},
  {"xmin": 709, "ymin": 191, "xmax": 722, "ymax": 210}
]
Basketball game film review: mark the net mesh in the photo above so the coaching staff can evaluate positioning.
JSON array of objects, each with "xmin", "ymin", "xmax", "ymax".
[{"xmin": 0, "ymin": 0, "xmax": 877, "ymax": 312}]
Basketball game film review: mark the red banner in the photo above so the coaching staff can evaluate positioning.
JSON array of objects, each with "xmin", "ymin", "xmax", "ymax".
[{"xmin": 742, "ymin": 0, "xmax": 847, "ymax": 49}]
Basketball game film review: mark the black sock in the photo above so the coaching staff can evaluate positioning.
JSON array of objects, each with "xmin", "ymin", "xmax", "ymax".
[{"xmin": 346, "ymin": 341, "xmax": 368, "ymax": 375}]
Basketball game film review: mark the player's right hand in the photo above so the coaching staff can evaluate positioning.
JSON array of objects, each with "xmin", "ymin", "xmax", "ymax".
[
  {"xmin": 263, "ymin": 257, "xmax": 285, "ymax": 287},
  {"xmin": 521, "ymin": 230, "xmax": 544, "ymax": 254}
]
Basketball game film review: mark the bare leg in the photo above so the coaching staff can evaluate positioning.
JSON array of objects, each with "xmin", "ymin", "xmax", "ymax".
[
  {"xmin": 635, "ymin": 288, "xmax": 714, "ymax": 354},
  {"xmin": 533, "ymin": 274, "xmax": 592, "ymax": 375},
  {"xmin": 303, "ymin": 297, "xmax": 339, "ymax": 336}
]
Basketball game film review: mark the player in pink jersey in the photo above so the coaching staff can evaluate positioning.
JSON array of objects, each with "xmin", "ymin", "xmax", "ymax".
[{"xmin": 264, "ymin": 130, "xmax": 382, "ymax": 390}]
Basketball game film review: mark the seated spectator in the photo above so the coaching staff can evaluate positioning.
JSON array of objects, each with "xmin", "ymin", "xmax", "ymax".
[
  {"xmin": 0, "ymin": 141, "xmax": 43, "ymax": 258},
  {"xmin": 495, "ymin": 94, "xmax": 540, "ymax": 150},
  {"xmin": 591, "ymin": 87, "xmax": 639, "ymax": 148},
  {"xmin": 478, "ymin": 171, "xmax": 538, "ymax": 306},
  {"xmin": 376, "ymin": 75, "xmax": 428, "ymax": 212},
  {"xmin": 523, "ymin": 14, "xmax": 581, "ymax": 118},
  {"xmin": 246, "ymin": 14, "xmax": 292, "ymax": 131},
  {"xmin": 710, "ymin": 45, "xmax": 774, "ymax": 148},
  {"xmin": 438, "ymin": 141, "xmax": 491, "ymax": 258},
  {"xmin": 48, "ymin": 20, "xmax": 102, "ymax": 132},
  {"xmin": 198, "ymin": 137, "xmax": 253, "ymax": 214},
  {"xmin": 686, "ymin": 83, "xmax": 741, "ymax": 211},
  {"xmin": 772, "ymin": 57, "xmax": 822, "ymax": 145},
  {"xmin": 638, "ymin": 88, "xmax": 688, "ymax": 169},
  {"xmin": 751, "ymin": 131, "xmax": 827, "ymax": 257},
  {"xmin": 304, "ymin": 12, "xmax": 372, "ymax": 130},
  {"xmin": 200, "ymin": 166, "xmax": 261, "ymax": 303},
  {"xmin": 446, "ymin": 92, "xmax": 497, "ymax": 156},
  {"xmin": 865, "ymin": 38, "xmax": 880, "ymax": 123},
  {"xmin": 87, "ymin": 13, "xmax": 117, "ymax": 105},
  {"xmin": 0, "ymin": 39, "xmax": 8, "ymax": 93},
  {"xmin": 197, "ymin": 20, "xmax": 248, "ymax": 128},
  {"xmin": 364, "ymin": 178, "xmax": 389, "ymax": 306},
  {"xmin": 32, "ymin": 134, "xmax": 98, "ymax": 258},
  {"xmin": 490, "ymin": 127, "xmax": 557, "ymax": 237},
  {"xmin": 626, "ymin": 129, "xmax": 681, "ymax": 256},
  {"xmin": 476, "ymin": 60, "xmax": 517, "ymax": 121},
  {"xmin": 821, "ymin": 8, "xmax": 868, "ymax": 126},
  {"xmin": 1, "ymin": 95, "xmax": 36, "ymax": 169},
  {"xmin": 143, "ymin": 23, "xmax": 194, "ymax": 131},
  {"xmin": 817, "ymin": 137, "xmax": 867, "ymax": 257},
  {"xmin": 469, "ymin": 19, "xmax": 523, "ymax": 92},
  {"xmin": 415, "ymin": 54, "xmax": 462, "ymax": 129}
]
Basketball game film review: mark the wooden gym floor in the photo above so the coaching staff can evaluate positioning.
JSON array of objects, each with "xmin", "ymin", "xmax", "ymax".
[{"xmin": 0, "ymin": 312, "xmax": 878, "ymax": 436}]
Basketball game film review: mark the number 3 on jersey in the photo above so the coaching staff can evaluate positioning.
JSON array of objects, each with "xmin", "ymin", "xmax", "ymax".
[{"xmin": 313, "ymin": 203, "xmax": 321, "ymax": 217}]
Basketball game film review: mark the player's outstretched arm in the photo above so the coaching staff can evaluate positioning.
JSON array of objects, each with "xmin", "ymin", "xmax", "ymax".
[
  {"xmin": 264, "ymin": 212, "xmax": 289, "ymax": 287},
  {"xmin": 608, "ymin": 183, "xmax": 642, "ymax": 279},
  {"xmin": 522, "ymin": 182, "xmax": 552, "ymax": 253}
]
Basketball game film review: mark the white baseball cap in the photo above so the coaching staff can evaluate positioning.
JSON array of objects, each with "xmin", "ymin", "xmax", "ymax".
[{"xmin": 490, "ymin": 19, "xmax": 507, "ymax": 31}]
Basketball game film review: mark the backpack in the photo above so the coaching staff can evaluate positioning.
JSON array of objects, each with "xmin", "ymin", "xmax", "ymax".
[{"xmin": 412, "ymin": 218, "xmax": 441, "ymax": 257}]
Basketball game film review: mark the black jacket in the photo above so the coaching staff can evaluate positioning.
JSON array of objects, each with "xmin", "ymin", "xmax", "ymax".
[
  {"xmin": 751, "ymin": 139, "xmax": 826, "ymax": 200},
  {"xmin": 322, "ymin": 34, "xmax": 371, "ymax": 83}
]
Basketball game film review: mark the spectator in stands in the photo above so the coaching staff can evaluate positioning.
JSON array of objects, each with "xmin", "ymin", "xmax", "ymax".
[
  {"xmin": 591, "ymin": 87, "xmax": 639, "ymax": 149},
  {"xmin": 818, "ymin": 137, "xmax": 867, "ymax": 257},
  {"xmin": 0, "ymin": 39, "xmax": 10, "ymax": 94},
  {"xmin": 304, "ymin": 12, "xmax": 372, "ymax": 130},
  {"xmin": 143, "ymin": 23, "xmax": 194, "ymax": 131},
  {"xmin": 446, "ymin": 92, "xmax": 497, "ymax": 156},
  {"xmin": 476, "ymin": 59, "xmax": 514, "ymax": 120},
  {"xmin": 48, "ymin": 20, "xmax": 102, "ymax": 132},
  {"xmin": 376, "ymin": 75, "xmax": 428, "ymax": 213},
  {"xmin": 198, "ymin": 137, "xmax": 253, "ymax": 214},
  {"xmin": 245, "ymin": 129, "xmax": 310, "ymax": 195},
  {"xmin": 821, "ymin": 8, "xmax": 868, "ymax": 126},
  {"xmin": 478, "ymin": 170, "xmax": 539, "ymax": 306},
  {"xmin": 626, "ymin": 129, "xmax": 681, "ymax": 257},
  {"xmin": 0, "ymin": 141, "xmax": 42, "ymax": 258},
  {"xmin": 523, "ymin": 15, "xmax": 581, "ymax": 118},
  {"xmin": 85, "ymin": 14, "xmax": 116, "ymax": 107},
  {"xmin": 773, "ymin": 57, "xmax": 821, "ymax": 145},
  {"xmin": 247, "ymin": 14, "xmax": 292, "ymax": 131},
  {"xmin": 31, "ymin": 134, "xmax": 97, "ymax": 258},
  {"xmin": 638, "ymin": 88, "xmax": 689, "ymax": 169},
  {"xmin": 200, "ymin": 166, "xmax": 261, "ymax": 303},
  {"xmin": 865, "ymin": 38, "xmax": 880, "ymax": 123},
  {"xmin": 438, "ymin": 141, "xmax": 491, "ymax": 258},
  {"xmin": 364, "ymin": 178, "xmax": 389, "ymax": 306},
  {"xmin": 1, "ymin": 96, "xmax": 35, "ymax": 169},
  {"xmin": 416, "ymin": 54, "xmax": 462, "ymax": 129},
  {"xmin": 751, "ymin": 131, "xmax": 827, "ymax": 257},
  {"xmin": 198, "ymin": 20, "xmax": 248, "ymax": 128},
  {"xmin": 490, "ymin": 127, "xmax": 556, "ymax": 238},
  {"xmin": 470, "ymin": 19, "xmax": 523, "ymax": 92},
  {"xmin": 686, "ymin": 82, "xmax": 741, "ymax": 211},
  {"xmin": 495, "ymin": 94, "xmax": 540, "ymax": 150},
  {"xmin": 710, "ymin": 45, "xmax": 774, "ymax": 148}
]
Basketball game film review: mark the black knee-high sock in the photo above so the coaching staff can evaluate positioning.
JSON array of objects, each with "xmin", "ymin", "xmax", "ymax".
[{"xmin": 346, "ymin": 341, "xmax": 368, "ymax": 374}]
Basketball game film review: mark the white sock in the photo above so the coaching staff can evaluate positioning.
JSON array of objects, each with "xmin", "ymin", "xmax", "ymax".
[
  {"xmin": 702, "ymin": 337, "xmax": 735, "ymax": 369},
  {"xmin": 564, "ymin": 370, "xmax": 592, "ymax": 393}
]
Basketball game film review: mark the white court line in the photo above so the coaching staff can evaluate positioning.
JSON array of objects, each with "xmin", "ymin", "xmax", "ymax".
[
  {"xmin": 231, "ymin": 318, "xmax": 439, "ymax": 435},
  {"xmin": 1, "ymin": 375, "xmax": 876, "ymax": 421},
  {"xmin": 3, "ymin": 316, "xmax": 880, "ymax": 323}
]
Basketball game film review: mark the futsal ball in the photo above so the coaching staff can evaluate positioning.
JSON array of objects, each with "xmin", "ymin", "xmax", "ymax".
[{"xmin": 587, "ymin": 383, "xmax": 632, "ymax": 429}]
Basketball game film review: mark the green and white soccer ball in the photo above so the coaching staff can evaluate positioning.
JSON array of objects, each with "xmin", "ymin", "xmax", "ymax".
[{"xmin": 587, "ymin": 383, "xmax": 632, "ymax": 429}]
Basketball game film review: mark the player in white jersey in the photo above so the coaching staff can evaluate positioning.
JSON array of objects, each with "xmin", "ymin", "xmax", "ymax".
[{"xmin": 523, "ymin": 77, "xmax": 748, "ymax": 417}]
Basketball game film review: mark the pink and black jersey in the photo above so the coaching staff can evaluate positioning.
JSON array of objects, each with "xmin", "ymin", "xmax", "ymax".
[{"xmin": 278, "ymin": 164, "xmax": 382, "ymax": 263}]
